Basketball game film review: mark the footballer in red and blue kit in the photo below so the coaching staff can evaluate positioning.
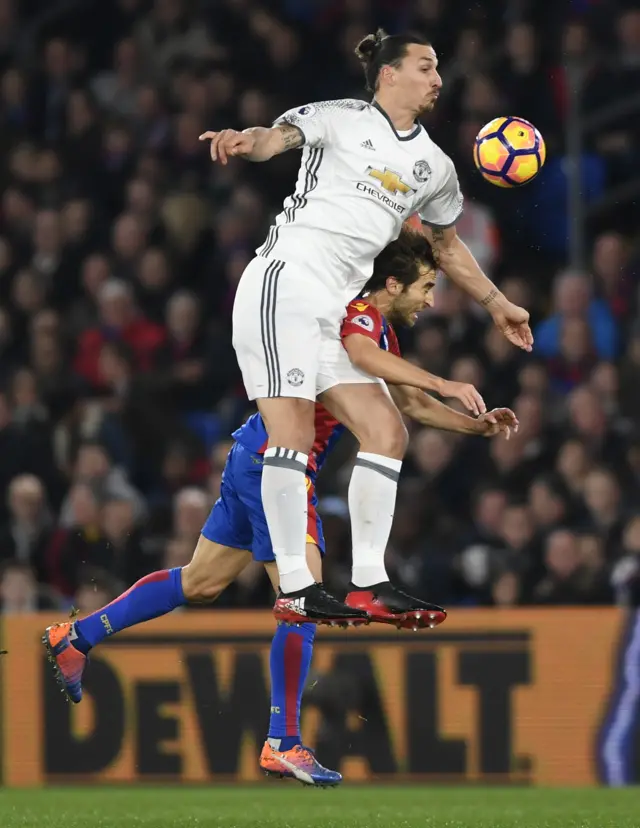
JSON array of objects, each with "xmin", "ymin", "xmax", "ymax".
[{"xmin": 40, "ymin": 300, "xmax": 400, "ymax": 790}]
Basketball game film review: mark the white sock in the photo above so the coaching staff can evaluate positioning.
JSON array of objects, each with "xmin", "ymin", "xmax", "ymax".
[
  {"xmin": 349, "ymin": 451, "xmax": 402, "ymax": 588},
  {"xmin": 262, "ymin": 447, "xmax": 315, "ymax": 593}
]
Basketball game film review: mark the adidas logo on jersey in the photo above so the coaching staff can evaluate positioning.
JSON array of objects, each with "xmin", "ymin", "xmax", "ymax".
[{"xmin": 361, "ymin": 139, "xmax": 375, "ymax": 150}]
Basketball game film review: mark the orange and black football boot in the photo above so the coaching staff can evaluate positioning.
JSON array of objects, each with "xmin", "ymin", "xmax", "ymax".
[{"xmin": 42, "ymin": 621, "xmax": 87, "ymax": 703}]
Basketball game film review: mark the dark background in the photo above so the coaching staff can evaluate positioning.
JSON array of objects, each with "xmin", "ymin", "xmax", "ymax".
[{"xmin": 0, "ymin": 0, "xmax": 639, "ymax": 614}]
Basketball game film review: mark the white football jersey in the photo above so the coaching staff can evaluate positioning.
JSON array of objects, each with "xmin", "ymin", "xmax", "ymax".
[{"xmin": 256, "ymin": 99, "xmax": 463, "ymax": 301}]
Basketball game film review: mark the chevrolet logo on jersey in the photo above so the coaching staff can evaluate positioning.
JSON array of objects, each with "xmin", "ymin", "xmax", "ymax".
[{"xmin": 366, "ymin": 167, "xmax": 415, "ymax": 197}]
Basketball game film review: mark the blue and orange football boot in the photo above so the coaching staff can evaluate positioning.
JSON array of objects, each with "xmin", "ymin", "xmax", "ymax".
[
  {"xmin": 259, "ymin": 741, "xmax": 342, "ymax": 787},
  {"xmin": 42, "ymin": 621, "xmax": 87, "ymax": 703}
]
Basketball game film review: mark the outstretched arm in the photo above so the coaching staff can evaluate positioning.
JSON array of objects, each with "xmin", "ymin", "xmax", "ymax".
[
  {"xmin": 199, "ymin": 123, "xmax": 304, "ymax": 164},
  {"xmin": 389, "ymin": 384, "xmax": 518, "ymax": 438},
  {"xmin": 422, "ymin": 224, "xmax": 533, "ymax": 352},
  {"xmin": 343, "ymin": 333, "xmax": 486, "ymax": 415}
]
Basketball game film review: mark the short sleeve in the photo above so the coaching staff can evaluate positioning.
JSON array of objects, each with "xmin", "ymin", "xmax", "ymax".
[
  {"xmin": 273, "ymin": 102, "xmax": 335, "ymax": 149},
  {"xmin": 419, "ymin": 156, "xmax": 464, "ymax": 229},
  {"xmin": 340, "ymin": 301, "xmax": 383, "ymax": 344},
  {"xmin": 274, "ymin": 99, "xmax": 365, "ymax": 149}
]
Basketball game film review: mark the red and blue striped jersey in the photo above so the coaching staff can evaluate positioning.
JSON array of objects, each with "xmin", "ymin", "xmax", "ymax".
[{"xmin": 232, "ymin": 300, "xmax": 399, "ymax": 476}]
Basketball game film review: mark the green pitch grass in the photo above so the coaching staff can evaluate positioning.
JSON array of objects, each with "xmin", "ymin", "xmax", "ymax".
[{"xmin": 1, "ymin": 786, "xmax": 639, "ymax": 828}]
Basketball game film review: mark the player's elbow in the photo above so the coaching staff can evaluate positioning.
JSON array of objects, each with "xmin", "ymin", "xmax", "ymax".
[
  {"xmin": 407, "ymin": 401, "xmax": 436, "ymax": 428},
  {"xmin": 434, "ymin": 241, "xmax": 458, "ymax": 265},
  {"xmin": 437, "ymin": 235, "xmax": 467, "ymax": 269},
  {"xmin": 426, "ymin": 225, "xmax": 458, "ymax": 254},
  {"xmin": 398, "ymin": 398, "xmax": 421, "ymax": 420},
  {"xmin": 398, "ymin": 387, "xmax": 428, "ymax": 416}
]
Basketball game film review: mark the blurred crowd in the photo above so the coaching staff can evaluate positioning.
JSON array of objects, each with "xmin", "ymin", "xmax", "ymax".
[{"xmin": 0, "ymin": 0, "xmax": 639, "ymax": 614}]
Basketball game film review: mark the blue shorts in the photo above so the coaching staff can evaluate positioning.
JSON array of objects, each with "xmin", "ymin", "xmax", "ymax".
[{"xmin": 201, "ymin": 442, "xmax": 325, "ymax": 562}]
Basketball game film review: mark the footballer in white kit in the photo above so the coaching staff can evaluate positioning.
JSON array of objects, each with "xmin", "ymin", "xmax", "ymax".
[
  {"xmin": 200, "ymin": 28, "xmax": 532, "ymax": 627},
  {"xmin": 232, "ymin": 96, "xmax": 463, "ymax": 402}
]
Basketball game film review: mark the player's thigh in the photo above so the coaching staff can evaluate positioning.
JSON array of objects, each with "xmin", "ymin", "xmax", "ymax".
[
  {"xmin": 232, "ymin": 256, "xmax": 322, "ymax": 404},
  {"xmin": 264, "ymin": 543, "xmax": 323, "ymax": 593},
  {"xmin": 183, "ymin": 535, "xmax": 252, "ymax": 602},
  {"xmin": 319, "ymin": 379, "xmax": 408, "ymax": 459}
]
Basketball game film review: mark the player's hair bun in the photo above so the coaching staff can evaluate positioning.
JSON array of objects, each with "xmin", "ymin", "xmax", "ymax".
[{"xmin": 354, "ymin": 28, "xmax": 388, "ymax": 63}]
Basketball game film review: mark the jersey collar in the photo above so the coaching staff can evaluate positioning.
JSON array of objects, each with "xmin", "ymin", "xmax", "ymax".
[{"xmin": 371, "ymin": 100, "xmax": 422, "ymax": 142}]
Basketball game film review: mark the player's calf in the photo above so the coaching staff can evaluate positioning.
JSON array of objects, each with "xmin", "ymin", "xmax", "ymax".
[
  {"xmin": 41, "ymin": 541, "xmax": 252, "ymax": 703},
  {"xmin": 321, "ymin": 383, "xmax": 408, "ymax": 588},
  {"xmin": 257, "ymin": 398, "xmax": 321, "ymax": 594},
  {"xmin": 42, "ymin": 568, "xmax": 188, "ymax": 702},
  {"xmin": 263, "ymin": 602, "xmax": 341, "ymax": 786},
  {"xmin": 182, "ymin": 538, "xmax": 252, "ymax": 602}
]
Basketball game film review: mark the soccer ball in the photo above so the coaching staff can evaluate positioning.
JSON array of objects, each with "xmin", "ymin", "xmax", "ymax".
[{"xmin": 474, "ymin": 116, "xmax": 546, "ymax": 188}]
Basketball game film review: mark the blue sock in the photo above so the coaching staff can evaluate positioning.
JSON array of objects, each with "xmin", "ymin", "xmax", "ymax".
[
  {"xmin": 267, "ymin": 622, "xmax": 315, "ymax": 750},
  {"xmin": 71, "ymin": 568, "xmax": 186, "ymax": 654}
]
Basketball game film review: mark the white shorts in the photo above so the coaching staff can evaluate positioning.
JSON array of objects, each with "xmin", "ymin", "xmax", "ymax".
[{"xmin": 232, "ymin": 256, "xmax": 378, "ymax": 402}]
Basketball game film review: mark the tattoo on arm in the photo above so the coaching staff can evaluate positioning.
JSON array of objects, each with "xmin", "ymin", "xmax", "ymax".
[
  {"xmin": 278, "ymin": 124, "xmax": 304, "ymax": 151},
  {"xmin": 480, "ymin": 288, "xmax": 498, "ymax": 307},
  {"xmin": 428, "ymin": 228, "xmax": 445, "ymax": 266}
]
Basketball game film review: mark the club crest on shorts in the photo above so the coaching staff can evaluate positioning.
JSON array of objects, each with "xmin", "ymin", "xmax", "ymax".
[
  {"xmin": 352, "ymin": 314, "xmax": 374, "ymax": 330},
  {"xmin": 286, "ymin": 368, "xmax": 305, "ymax": 387},
  {"xmin": 413, "ymin": 160, "xmax": 432, "ymax": 183}
]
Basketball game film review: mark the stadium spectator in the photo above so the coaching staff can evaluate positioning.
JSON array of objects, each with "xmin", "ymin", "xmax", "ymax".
[
  {"xmin": 0, "ymin": 560, "xmax": 57, "ymax": 613},
  {"xmin": 74, "ymin": 278, "xmax": 165, "ymax": 387},
  {"xmin": 534, "ymin": 528, "xmax": 612, "ymax": 605},
  {"xmin": 534, "ymin": 271, "xmax": 619, "ymax": 362},
  {"xmin": 0, "ymin": 474, "xmax": 53, "ymax": 583},
  {"xmin": 73, "ymin": 567, "xmax": 123, "ymax": 614}
]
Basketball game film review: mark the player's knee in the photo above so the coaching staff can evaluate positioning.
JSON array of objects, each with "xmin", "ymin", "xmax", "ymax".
[
  {"xmin": 259, "ymin": 398, "xmax": 315, "ymax": 454},
  {"xmin": 181, "ymin": 563, "xmax": 224, "ymax": 603},
  {"xmin": 266, "ymin": 423, "xmax": 315, "ymax": 455},
  {"xmin": 360, "ymin": 413, "xmax": 408, "ymax": 459},
  {"xmin": 379, "ymin": 418, "xmax": 409, "ymax": 458}
]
